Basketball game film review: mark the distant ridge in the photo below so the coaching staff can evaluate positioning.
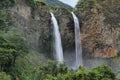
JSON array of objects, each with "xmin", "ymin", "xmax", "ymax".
[{"xmin": 43, "ymin": 0, "xmax": 72, "ymax": 9}]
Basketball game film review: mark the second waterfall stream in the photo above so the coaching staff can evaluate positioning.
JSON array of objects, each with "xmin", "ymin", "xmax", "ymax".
[{"xmin": 72, "ymin": 12, "xmax": 83, "ymax": 69}]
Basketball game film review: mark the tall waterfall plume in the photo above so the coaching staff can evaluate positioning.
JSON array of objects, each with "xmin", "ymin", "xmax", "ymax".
[
  {"xmin": 50, "ymin": 12, "xmax": 64, "ymax": 63},
  {"xmin": 72, "ymin": 12, "xmax": 83, "ymax": 68}
]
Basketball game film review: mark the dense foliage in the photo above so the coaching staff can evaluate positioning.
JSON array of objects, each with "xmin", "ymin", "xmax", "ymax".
[
  {"xmin": 0, "ymin": 30, "xmax": 28, "ymax": 72},
  {"xmin": 36, "ymin": 61, "xmax": 115, "ymax": 80},
  {"xmin": 0, "ymin": 9, "xmax": 14, "ymax": 31},
  {"xmin": 6, "ymin": 60, "xmax": 115, "ymax": 80},
  {"xmin": 76, "ymin": 0, "xmax": 96, "ymax": 10},
  {"xmin": 8, "ymin": 59, "xmax": 115, "ymax": 80},
  {"xmin": 0, "ymin": 0, "xmax": 16, "ymax": 8},
  {"xmin": 0, "ymin": 72, "xmax": 11, "ymax": 80}
]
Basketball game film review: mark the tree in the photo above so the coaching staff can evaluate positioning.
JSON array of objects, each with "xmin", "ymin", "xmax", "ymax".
[{"xmin": 0, "ymin": 31, "xmax": 28, "ymax": 72}]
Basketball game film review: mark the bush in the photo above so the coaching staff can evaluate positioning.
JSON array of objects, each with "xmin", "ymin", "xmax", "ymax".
[
  {"xmin": 5, "ymin": 60, "xmax": 115, "ymax": 80},
  {"xmin": 0, "ymin": 72, "xmax": 11, "ymax": 80},
  {"xmin": 89, "ymin": 65, "xmax": 115, "ymax": 80},
  {"xmin": 36, "ymin": 61, "xmax": 115, "ymax": 80}
]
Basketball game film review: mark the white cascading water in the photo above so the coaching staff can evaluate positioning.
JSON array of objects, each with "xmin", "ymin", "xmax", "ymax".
[
  {"xmin": 50, "ymin": 12, "xmax": 64, "ymax": 63},
  {"xmin": 72, "ymin": 12, "xmax": 83, "ymax": 69}
]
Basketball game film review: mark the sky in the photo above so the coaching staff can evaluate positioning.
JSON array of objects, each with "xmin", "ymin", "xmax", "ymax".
[{"xmin": 59, "ymin": 0, "xmax": 79, "ymax": 7}]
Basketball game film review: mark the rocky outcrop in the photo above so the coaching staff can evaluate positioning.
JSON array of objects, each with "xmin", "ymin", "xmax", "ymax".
[{"xmin": 76, "ymin": 0, "xmax": 120, "ymax": 58}]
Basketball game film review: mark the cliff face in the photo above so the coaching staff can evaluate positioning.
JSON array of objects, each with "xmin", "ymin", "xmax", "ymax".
[
  {"xmin": 7, "ymin": 0, "xmax": 120, "ymax": 58},
  {"xmin": 8, "ymin": 0, "xmax": 74, "ymax": 57},
  {"xmin": 76, "ymin": 0, "xmax": 120, "ymax": 58},
  {"xmin": 10, "ymin": 0, "xmax": 51, "ymax": 54}
]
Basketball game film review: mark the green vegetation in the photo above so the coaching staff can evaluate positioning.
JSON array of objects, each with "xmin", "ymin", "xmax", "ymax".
[
  {"xmin": 0, "ymin": 28, "xmax": 30, "ymax": 79},
  {"xmin": 0, "ymin": 72, "xmax": 11, "ymax": 80},
  {"xmin": 26, "ymin": 0, "xmax": 37, "ymax": 8},
  {"xmin": 0, "ymin": 10, "xmax": 14, "ymax": 31},
  {"xmin": 36, "ymin": 61, "xmax": 115, "ymax": 80},
  {"xmin": 0, "ymin": 0, "xmax": 28, "ymax": 74},
  {"xmin": 3, "ymin": 59, "xmax": 115, "ymax": 80},
  {"xmin": 0, "ymin": 0, "xmax": 16, "ymax": 8},
  {"xmin": 76, "ymin": 0, "xmax": 96, "ymax": 10},
  {"xmin": 0, "ymin": 30, "xmax": 28, "ymax": 72},
  {"xmin": 9, "ymin": 60, "xmax": 115, "ymax": 80}
]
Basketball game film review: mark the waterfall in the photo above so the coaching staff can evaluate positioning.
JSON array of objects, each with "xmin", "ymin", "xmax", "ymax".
[
  {"xmin": 50, "ymin": 12, "xmax": 64, "ymax": 63},
  {"xmin": 72, "ymin": 12, "xmax": 83, "ymax": 69}
]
